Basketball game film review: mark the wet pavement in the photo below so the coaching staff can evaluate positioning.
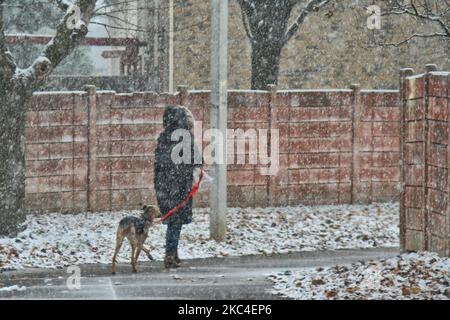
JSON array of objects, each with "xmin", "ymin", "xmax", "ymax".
[{"xmin": 0, "ymin": 248, "xmax": 399, "ymax": 300}]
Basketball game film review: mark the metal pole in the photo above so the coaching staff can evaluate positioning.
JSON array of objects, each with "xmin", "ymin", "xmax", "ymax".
[
  {"xmin": 210, "ymin": 0, "xmax": 228, "ymax": 241},
  {"xmin": 169, "ymin": 0, "xmax": 174, "ymax": 93}
]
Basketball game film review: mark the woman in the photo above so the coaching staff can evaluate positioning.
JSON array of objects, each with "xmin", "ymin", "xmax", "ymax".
[{"xmin": 154, "ymin": 105, "xmax": 202, "ymax": 269}]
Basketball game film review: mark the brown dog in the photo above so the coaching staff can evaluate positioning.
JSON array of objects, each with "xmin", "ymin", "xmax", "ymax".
[{"xmin": 112, "ymin": 204, "xmax": 160, "ymax": 274}]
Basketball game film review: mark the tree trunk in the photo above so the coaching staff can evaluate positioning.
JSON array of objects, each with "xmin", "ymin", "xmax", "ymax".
[
  {"xmin": 251, "ymin": 40, "xmax": 283, "ymax": 90},
  {"xmin": 0, "ymin": 91, "xmax": 29, "ymax": 236},
  {"xmin": 0, "ymin": 0, "xmax": 97, "ymax": 236}
]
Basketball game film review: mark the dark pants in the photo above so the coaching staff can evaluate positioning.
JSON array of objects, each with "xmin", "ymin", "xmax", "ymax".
[{"xmin": 165, "ymin": 221, "xmax": 183, "ymax": 255}]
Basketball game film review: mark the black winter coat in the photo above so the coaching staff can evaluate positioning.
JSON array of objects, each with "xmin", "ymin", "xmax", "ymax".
[{"xmin": 154, "ymin": 105, "xmax": 202, "ymax": 225}]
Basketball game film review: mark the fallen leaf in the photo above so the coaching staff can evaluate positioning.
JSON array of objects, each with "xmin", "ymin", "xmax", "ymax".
[
  {"xmin": 325, "ymin": 290, "xmax": 338, "ymax": 299},
  {"xmin": 411, "ymin": 286, "xmax": 421, "ymax": 295},
  {"xmin": 311, "ymin": 279, "xmax": 325, "ymax": 286},
  {"xmin": 402, "ymin": 287, "xmax": 410, "ymax": 296}
]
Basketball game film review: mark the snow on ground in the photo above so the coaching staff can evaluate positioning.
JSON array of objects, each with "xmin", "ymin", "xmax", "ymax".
[
  {"xmin": 268, "ymin": 252, "xmax": 450, "ymax": 300},
  {"xmin": 0, "ymin": 285, "xmax": 26, "ymax": 292},
  {"xmin": 0, "ymin": 202, "xmax": 399, "ymax": 271}
]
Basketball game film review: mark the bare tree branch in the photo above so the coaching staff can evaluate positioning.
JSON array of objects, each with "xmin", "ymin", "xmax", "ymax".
[
  {"xmin": 283, "ymin": 0, "xmax": 330, "ymax": 45},
  {"xmin": 13, "ymin": 0, "xmax": 97, "ymax": 88},
  {"xmin": 236, "ymin": 0, "xmax": 255, "ymax": 16},
  {"xmin": 239, "ymin": 6, "xmax": 253, "ymax": 40},
  {"xmin": 90, "ymin": 15, "xmax": 209, "ymax": 36},
  {"xmin": 90, "ymin": 20, "xmax": 145, "ymax": 33},
  {"xmin": 380, "ymin": 32, "xmax": 447, "ymax": 47},
  {"xmin": 94, "ymin": 0, "xmax": 141, "ymax": 14},
  {"xmin": 385, "ymin": 0, "xmax": 450, "ymax": 38},
  {"xmin": 51, "ymin": 0, "xmax": 73, "ymax": 11}
]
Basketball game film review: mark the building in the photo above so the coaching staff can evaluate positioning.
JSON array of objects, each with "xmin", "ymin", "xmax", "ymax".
[
  {"xmin": 5, "ymin": 1, "xmax": 447, "ymax": 91},
  {"xmin": 121, "ymin": 0, "xmax": 448, "ymax": 91}
]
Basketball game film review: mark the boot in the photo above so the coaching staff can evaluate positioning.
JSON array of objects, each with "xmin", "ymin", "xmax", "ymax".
[{"xmin": 164, "ymin": 254, "xmax": 180, "ymax": 269}]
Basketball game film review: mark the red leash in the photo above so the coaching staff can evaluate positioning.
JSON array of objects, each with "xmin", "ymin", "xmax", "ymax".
[{"xmin": 159, "ymin": 169, "xmax": 204, "ymax": 222}]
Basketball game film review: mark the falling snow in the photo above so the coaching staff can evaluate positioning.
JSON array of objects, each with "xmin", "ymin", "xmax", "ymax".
[{"xmin": 1, "ymin": 0, "xmax": 449, "ymax": 301}]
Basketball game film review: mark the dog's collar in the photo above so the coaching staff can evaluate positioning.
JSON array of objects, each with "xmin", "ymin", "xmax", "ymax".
[{"xmin": 142, "ymin": 216, "xmax": 153, "ymax": 223}]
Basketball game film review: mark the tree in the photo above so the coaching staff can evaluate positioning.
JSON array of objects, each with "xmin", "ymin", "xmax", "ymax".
[
  {"xmin": 4, "ymin": 0, "xmax": 95, "ymax": 75},
  {"xmin": 237, "ymin": 0, "xmax": 331, "ymax": 89},
  {"xmin": 0, "ymin": 0, "xmax": 97, "ymax": 236},
  {"xmin": 382, "ymin": 0, "xmax": 449, "ymax": 46}
]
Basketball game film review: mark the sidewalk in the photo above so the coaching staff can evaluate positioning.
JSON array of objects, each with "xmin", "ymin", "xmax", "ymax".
[{"xmin": 0, "ymin": 248, "xmax": 399, "ymax": 300}]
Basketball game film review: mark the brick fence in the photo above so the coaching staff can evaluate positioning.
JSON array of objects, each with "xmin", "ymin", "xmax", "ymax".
[
  {"xmin": 400, "ymin": 66, "xmax": 450, "ymax": 257},
  {"xmin": 25, "ymin": 85, "xmax": 402, "ymax": 213}
]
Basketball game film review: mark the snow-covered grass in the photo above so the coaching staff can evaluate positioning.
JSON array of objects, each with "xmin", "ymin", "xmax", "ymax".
[
  {"xmin": 268, "ymin": 252, "xmax": 450, "ymax": 300},
  {"xmin": 0, "ymin": 202, "xmax": 399, "ymax": 271}
]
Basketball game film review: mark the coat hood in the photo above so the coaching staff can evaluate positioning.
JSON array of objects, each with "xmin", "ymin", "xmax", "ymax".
[{"xmin": 163, "ymin": 105, "xmax": 194, "ymax": 132}]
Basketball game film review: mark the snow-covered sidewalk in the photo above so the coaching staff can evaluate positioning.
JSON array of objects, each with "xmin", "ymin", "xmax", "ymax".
[
  {"xmin": 0, "ymin": 202, "xmax": 399, "ymax": 271},
  {"xmin": 268, "ymin": 252, "xmax": 450, "ymax": 300}
]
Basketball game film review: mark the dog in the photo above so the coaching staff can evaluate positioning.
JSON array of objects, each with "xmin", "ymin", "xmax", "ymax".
[{"xmin": 112, "ymin": 204, "xmax": 160, "ymax": 274}]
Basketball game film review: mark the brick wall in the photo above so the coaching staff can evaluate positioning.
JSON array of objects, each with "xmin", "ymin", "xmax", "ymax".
[
  {"xmin": 26, "ymin": 91, "xmax": 90, "ymax": 213},
  {"xmin": 400, "ymin": 66, "xmax": 450, "ymax": 257},
  {"xmin": 25, "ymin": 86, "xmax": 402, "ymax": 213}
]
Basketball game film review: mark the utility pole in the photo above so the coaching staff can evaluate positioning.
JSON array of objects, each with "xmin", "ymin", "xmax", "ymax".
[
  {"xmin": 210, "ymin": 0, "xmax": 228, "ymax": 241},
  {"xmin": 168, "ymin": 0, "xmax": 174, "ymax": 93}
]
